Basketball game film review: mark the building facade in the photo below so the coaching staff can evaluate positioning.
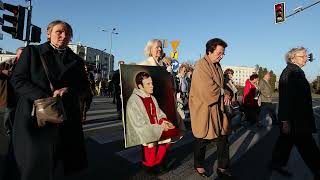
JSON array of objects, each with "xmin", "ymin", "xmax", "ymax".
[
  {"xmin": 222, "ymin": 65, "xmax": 257, "ymax": 86},
  {"xmin": 68, "ymin": 43, "xmax": 114, "ymax": 79}
]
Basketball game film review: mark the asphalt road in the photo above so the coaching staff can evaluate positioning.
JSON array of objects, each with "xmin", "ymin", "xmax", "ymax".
[{"xmin": 0, "ymin": 97, "xmax": 319, "ymax": 180}]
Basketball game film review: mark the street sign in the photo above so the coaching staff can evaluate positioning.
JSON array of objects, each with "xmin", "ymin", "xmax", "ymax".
[
  {"xmin": 171, "ymin": 40, "xmax": 180, "ymax": 51},
  {"xmin": 172, "ymin": 59, "xmax": 179, "ymax": 72},
  {"xmin": 170, "ymin": 51, "xmax": 179, "ymax": 60}
]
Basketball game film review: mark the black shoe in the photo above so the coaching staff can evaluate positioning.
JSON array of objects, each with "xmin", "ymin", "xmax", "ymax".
[
  {"xmin": 272, "ymin": 166, "xmax": 292, "ymax": 177},
  {"xmin": 194, "ymin": 168, "xmax": 209, "ymax": 178},
  {"xmin": 217, "ymin": 168, "xmax": 234, "ymax": 180}
]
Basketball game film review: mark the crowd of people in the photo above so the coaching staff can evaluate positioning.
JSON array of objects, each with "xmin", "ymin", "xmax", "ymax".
[{"xmin": 0, "ymin": 20, "xmax": 319, "ymax": 180}]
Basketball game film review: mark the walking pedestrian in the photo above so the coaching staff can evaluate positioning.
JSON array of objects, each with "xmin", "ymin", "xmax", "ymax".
[
  {"xmin": 223, "ymin": 68, "xmax": 239, "ymax": 120},
  {"xmin": 79, "ymin": 64, "xmax": 94, "ymax": 122},
  {"xmin": 189, "ymin": 38, "xmax": 233, "ymax": 179},
  {"xmin": 139, "ymin": 39, "xmax": 172, "ymax": 73},
  {"xmin": 271, "ymin": 47, "xmax": 320, "ymax": 180},
  {"xmin": 258, "ymin": 72, "xmax": 277, "ymax": 126},
  {"xmin": 242, "ymin": 74, "xmax": 260, "ymax": 125},
  {"xmin": 175, "ymin": 63, "xmax": 190, "ymax": 119},
  {"xmin": 135, "ymin": 39, "xmax": 178, "ymax": 174},
  {"xmin": 10, "ymin": 20, "xmax": 88, "ymax": 180}
]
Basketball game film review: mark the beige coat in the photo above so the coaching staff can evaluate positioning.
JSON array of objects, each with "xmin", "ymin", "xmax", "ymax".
[{"xmin": 189, "ymin": 55, "xmax": 230, "ymax": 139}]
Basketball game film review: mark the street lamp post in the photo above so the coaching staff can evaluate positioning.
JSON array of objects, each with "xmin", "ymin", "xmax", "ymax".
[{"xmin": 102, "ymin": 28, "xmax": 118, "ymax": 80}]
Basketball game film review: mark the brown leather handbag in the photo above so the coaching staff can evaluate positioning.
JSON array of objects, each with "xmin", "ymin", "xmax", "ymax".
[{"xmin": 31, "ymin": 55, "xmax": 66, "ymax": 127}]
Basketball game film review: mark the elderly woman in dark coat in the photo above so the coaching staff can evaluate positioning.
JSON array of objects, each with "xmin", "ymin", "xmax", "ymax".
[
  {"xmin": 10, "ymin": 20, "xmax": 88, "ymax": 180},
  {"xmin": 271, "ymin": 47, "xmax": 320, "ymax": 179}
]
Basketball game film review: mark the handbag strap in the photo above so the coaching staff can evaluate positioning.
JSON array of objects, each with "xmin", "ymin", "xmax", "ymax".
[{"xmin": 39, "ymin": 55, "xmax": 54, "ymax": 92}]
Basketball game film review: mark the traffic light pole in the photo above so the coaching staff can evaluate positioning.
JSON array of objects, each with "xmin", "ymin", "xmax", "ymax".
[
  {"xmin": 25, "ymin": 0, "xmax": 32, "ymax": 46},
  {"xmin": 286, "ymin": 0, "xmax": 320, "ymax": 19}
]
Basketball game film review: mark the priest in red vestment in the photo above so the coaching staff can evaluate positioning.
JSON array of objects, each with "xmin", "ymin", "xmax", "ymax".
[{"xmin": 125, "ymin": 71, "xmax": 180, "ymax": 171}]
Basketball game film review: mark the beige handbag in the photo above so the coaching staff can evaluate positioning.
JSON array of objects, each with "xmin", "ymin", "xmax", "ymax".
[{"xmin": 31, "ymin": 55, "xmax": 66, "ymax": 127}]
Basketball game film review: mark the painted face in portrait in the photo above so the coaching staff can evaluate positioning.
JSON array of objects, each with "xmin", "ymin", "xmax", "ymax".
[
  {"xmin": 138, "ymin": 77, "xmax": 154, "ymax": 95},
  {"xmin": 208, "ymin": 45, "xmax": 225, "ymax": 63},
  {"xmin": 150, "ymin": 41, "xmax": 163, "ymax": 60},
  {"xmin": 47, "ymin": 23, "xmax": 71, "ymax": 48}
]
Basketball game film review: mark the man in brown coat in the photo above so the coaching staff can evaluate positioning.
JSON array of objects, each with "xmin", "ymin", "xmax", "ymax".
[{"xmin": 189, "ymin": 38, "xmax": 232, "ymax": 178}]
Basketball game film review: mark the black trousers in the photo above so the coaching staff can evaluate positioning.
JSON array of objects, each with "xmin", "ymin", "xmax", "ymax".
[
  {"xmin": 244, "ymin": 105, "xmax": 260, "ymax": 124},
  {"xmin": 272, "ymin": 131, "xmax": 320, "ymax": 176},
  {"xmin": 194, "ymin": 135, "xmax": 230, "ymax": 169}
]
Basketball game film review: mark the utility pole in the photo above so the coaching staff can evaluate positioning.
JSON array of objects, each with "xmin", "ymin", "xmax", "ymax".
[
  {"xmin": 102, "ymin": 28, "xmax": 118, "ymax": 80},
  {"xmin": 25, "ymin": 0, "xmax": 32, "ymax": 46}
]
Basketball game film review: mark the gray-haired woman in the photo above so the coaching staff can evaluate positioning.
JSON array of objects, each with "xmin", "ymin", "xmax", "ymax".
[
  {"xmin": 271, "ymin": 47, "xmax": 320, "ymax": 180},
  {"xmin": 10, "ymin": 20, "xmax": 88, "ymax": 180},
  {"xmin": 139, "ymin": 39, "xmax": 172, "ymax": 73}
]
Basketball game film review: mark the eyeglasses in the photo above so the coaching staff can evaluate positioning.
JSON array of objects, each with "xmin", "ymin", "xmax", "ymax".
[
  {"xmin": 295, "ymin": 54, "xmax": 307, "ymax": 58},
  {"xmin": 215, "ymin": 52, "xmax": 225, "ymax": 57}
]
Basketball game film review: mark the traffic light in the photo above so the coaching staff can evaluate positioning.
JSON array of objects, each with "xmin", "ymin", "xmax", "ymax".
[
  {"xmin": 274, "ymin": 2, "xmax": 285, "ymax": 24},
  {"xmin": 30, "ymin": 25, "xmax": 41, "ymax": 43},
  {"xmin": 1, "ymin": 3, "xmax": 26, "ymax": 40},
  {"xmin": 308, "ymin": 53, "xmax": 314, "ymax": 62}
]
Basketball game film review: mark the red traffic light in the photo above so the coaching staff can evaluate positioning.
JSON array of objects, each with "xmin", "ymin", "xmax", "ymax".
[
  {"xmin": 274, "ymin": 2, "xmax": 285, "ymax": 24},
  {"xmin": 275, "ymin": 4, "xmax": 283, "ymax": 11}
]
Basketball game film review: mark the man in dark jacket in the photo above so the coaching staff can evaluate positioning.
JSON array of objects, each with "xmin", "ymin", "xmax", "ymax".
[{"xmin": 271, "ymin": 47, "xmax": 320, "ymax": 180}]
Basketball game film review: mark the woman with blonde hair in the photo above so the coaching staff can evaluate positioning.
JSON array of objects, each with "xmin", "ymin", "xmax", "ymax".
[{"xmin": 140, "ymin": 39, "xmax": 172, "ymax": 73}]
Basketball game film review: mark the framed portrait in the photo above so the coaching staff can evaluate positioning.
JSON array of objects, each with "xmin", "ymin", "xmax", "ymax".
[{"xmin": 120, "ymin": 64, "xmax": 183, "ymax": 148}]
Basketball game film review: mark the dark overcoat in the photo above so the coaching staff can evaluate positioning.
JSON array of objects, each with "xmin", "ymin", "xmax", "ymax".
[
  {"xmin": 10, "ymin": 42, "xmax": 88, "ymax": 179},
  {"xmin": 278, "ymin": 63, "xmax": 316, "ymax": 135}
]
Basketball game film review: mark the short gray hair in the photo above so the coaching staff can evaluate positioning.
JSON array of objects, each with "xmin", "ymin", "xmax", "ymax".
[
  {"xmin": 47, "ymin": 20, "xmax": 73, "ymax": 41},
  {"xmin": 285, "ymin": 47, "xmax": 307, "ymax": 64},
  {"xmin": 144, "ymin": 39, "xmax": 162, "ymax": 57}
]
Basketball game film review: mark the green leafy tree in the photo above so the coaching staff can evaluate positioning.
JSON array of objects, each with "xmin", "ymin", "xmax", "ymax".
[
  {"xmin": 269, "ymin": 70, "xmax": 276, "ymax": 91},
  {"xmin": 258, "ymin": 67, "xmax": 263, "ymax": 79}
]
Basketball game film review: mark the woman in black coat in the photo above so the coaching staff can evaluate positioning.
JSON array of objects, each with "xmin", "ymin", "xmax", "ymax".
[
  {"xmin": 10, "ymin": 20, "xmax": 88, "ymax": 180},
  {"xmin": 271, "ymin": 47, "xmax": 320, "ymax": 180}
]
